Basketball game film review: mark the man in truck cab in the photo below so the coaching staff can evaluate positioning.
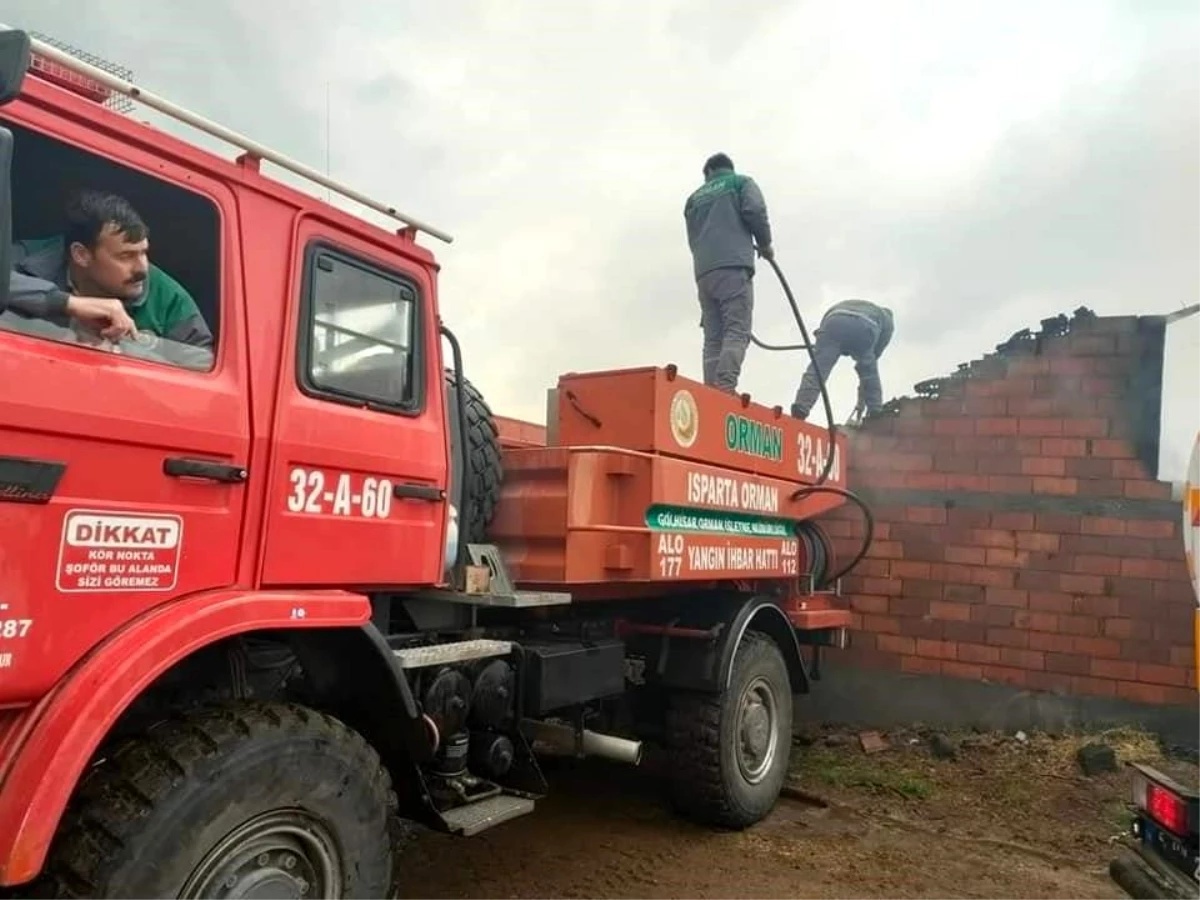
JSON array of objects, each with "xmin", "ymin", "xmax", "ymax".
[
  {"xmin": 5, "ymin": 189, "xmax": 213, "ymax": 352},
  {"xmin": 684, "ymin": 153, "xmax": 774, "ymax": 394}
]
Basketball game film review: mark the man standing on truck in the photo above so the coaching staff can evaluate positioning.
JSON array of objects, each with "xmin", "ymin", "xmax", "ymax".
[
  {"xmin": 684, "ymin": 153, "xmax": 774, "ymax": 393},
  {"xmin": 790, "ymin": 298, "xmax": 894, "ymax": 422},
  {"xmin": 7, "ymin": 189, "xmax": 212, "ymax": 349}
]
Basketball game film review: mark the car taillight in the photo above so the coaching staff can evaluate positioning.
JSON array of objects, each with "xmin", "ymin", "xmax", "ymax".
[{"xmin": 1132, "ymin": 769, "xmax": 1191, "ymax": 836}]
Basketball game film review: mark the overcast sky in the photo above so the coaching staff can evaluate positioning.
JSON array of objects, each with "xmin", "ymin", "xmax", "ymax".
[{"xmin": 7, "ymin": 0, "xmax": 1199, "ymax": 478}]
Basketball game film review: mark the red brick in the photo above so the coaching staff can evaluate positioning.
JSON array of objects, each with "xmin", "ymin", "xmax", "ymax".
[
  {"xmin": 984, "ymin": 588, "xmax": 1029, "ymax": 608},
  {"xmin": 915, "ymin": 639, "xmax": 957, "ymax": 660},
  {"xmin": 1113, "ymin": 537, "xmax": 1157, "ymax": 559},
  {"xmin": 975, "ymin": 457, "xmax": 1024, "ymax": 476},
  {"xmin": 1008, "ymin": 359, "xmax": 1052, "ymax": 377},
  {"xmin": 1058, "ymin": 614, "xmax": 1100, "ymax": 636},
  {"xmin": 1048, "ymin": 357, "xmax": 1093, "ymax": 376},
  {"xmin": 1062, "ymin": 418, "xmax": 1109, "ymax": 438},
  {"xmin": 1061, "ymin": 534, "xmax": 1109, "ymax": 555},
  {"xmin": 1091, "ymin": 439, "xmax": 1135, "ymax": 459},
  {"xmin": 898, "ymin": 618, "xmax": 944, "ymax": 639},
  {"xmin": 1076, "ymin": 479, "xmax": 1124, "ymax": 498},
  {"xmin": 945, "ymin": 546, "xmax": 987, "ymax": 565},
  {"xmin": 945, "ymin": 474, "xmax": 993, "ymax": 491},
  {"xmin": 1121, "ymin": 641, "xmax": 1172, "ymax": 664},
  {"xmin": 1000, "ymin": 647, "xmax": 1046, "ymax": 671},
  {"xmin": 1016, "ymin": 532, "xmax": 1060, "ymax": 553},
  {"xmin": 1029, "ymin": 591, "xmax": 1075, "ymax": 613},
  {"xmin": 1082, "ymin": 376, "xmax": 1123, "ymax": 396},
  {"xmin": 985, "ymin": 548, "xmax": 1030, "ymax": 568},
  {"xmin": 1071, "ymin": 676, "xmax": 1117, "ymax": 698},
  {"xmin": 941, "ymin": 660, "xmax": 985, "ymax": 680},
  {"xmin": 1028, "ymin": 631, "xmax": 1075, "ymax": 653},
  {"xmin": 969, "ymin": 567, "xmax": 1017, "ymax": 588},
  {"xmin": 1069, "ymin": 334, "xmax": 1118, "ymax": 354},
  {"xmin": 1014, "ymin": 611, "xmax": 1061, "ymax": 632},
  {"xmin": 906, "ymin": 506, "xmax": 948, "ymax": 525},
  {"xmin": 877, "ymin": 634, "xmax": 916, "ymax": 655},
  {"xmin": 933, "ymin": 454, "xmax": 978, "ymax": 474},
  {"xmin": 889, "ymin": 596, "xmax": 931, "ymax": 618},
  {"xmin": 900, "ymin": 655, "xmax": 942, "ymax": 675},
  {"xmin": 933, "ymin": 418, "xmax": 975, "ymax": 436},
  {"xmin": 972, "ymin": 529, "xmax": 1017, "ymax": 548},
  {"xmin": 1073, "ymin": 594, "xmax": 1120, "ymax": 618},
  {"xmin": 1124, "ymin": 480, "xmax": 1172, "ymax": 500},
  {"xmin": 957, "ymin": 643, "xmax": 1002, "ymax": 665},
  {"xmin": 954, "ymin": 436, "xmax": 1018, "ymax": 456},
  {"xmin": 1153, "ymin": 580, "xmax": 1197, "ymax": 604},
  {"xmin": 1017, "ymin": 570, "xmax": 1062, "ymax": 592},
  {"xmin": 1104, "ymin": 618, "xmax": 1153, "ymax": 640},
  {"xmin": 982, "ymin": 665, "xmax": 1027, "ymax": 686},
  {"xmin": 1021, "ymin": 457, "xmax": 1066, "ymax": 477},
  {"xmin": 976, "ymin": 418, "xmax": 1019, "ymax": 436},
  {"xmin": 990, "ymin": 512, "xmax": 1035, "ymax": 531},
  {"xmin": 1170, "ymin": 645, "xmax": 1196, "ymax": 667},
  {"xmin": 1006, "ymin": 396, "xmax": 1058, "ymax": 416},
  {"xmin": 861, "ymin": 578, "xmax": 902, "ymax": 597},
  {"xmin": 1035, "ymin": 512, "xmax": 1081, "ymax": 533},
  {"xmin": 1080, "ymin": 517, "xmax": 1126, "ymax": 536},
  {"xmin": 988, "ymin": 627, "xmax": 1030, "ymax": 648},
  {"xmin": 1065, "ymin": 457, "xmax": 1115, "ymax": 478},
  {"xmin": 894, "ymin": 418, "xmax": 934, "ymax": 436},
  {"xmin": 973, "ymin": 605, "xmax": 1015, "ymax": 627},
  {"xmin": 1120, "ymin": 558, "xmax": 1175, "ymax": 580},
  {"xmin": 943, "ymin": 509, "xmax": 989, "ymax": 529},
  {"xmin": 1137, "ymin": 664, "xmax": 1189, "ymax": 687},
  {"xmin": 1041, "ymin": 438, "xmax": 1088, "ymax": 458},
  {"xmin": 1072, "ymin": 635, "xmax": 1121, "ymax": 658},
  {"xmin": 942, "ymin": 621, "xmax": 988, "ymax": 643},
  {"xmin": 861, "ymin": 614, "xmax": 902, "ymax": 634},
  {"xmin": 987, "ymin": 475, "xmax": 1034, "ymax": 493},
  {"xmin": 1059, "ymin": 573, "xmax": 1106, "ymax": 595},
  {"xmin": 1092, "ymin": 658, "xmax": 1138, "ymax": 680},
  {"xmin": 902, "ymin": 541, "xmax": 945, "ymax": 563},
  {"xmin": 930, "ymin": 601, "xmax": 973, "ymax": 622},
  {"xmin": 1116, "ymin": 681, "xmax": 1169, "ymax": 705},
  {"xmin": 1153, "ymin": 540, "xmax": 1185, "ymax": 560},
  {"xmin": 854, "ymin": 595, "xmax": 892, "ymax": 619},
  {"xmin": 905, "ymin": 579, "xmax": 948, "ymax": 601},
  {"xmin": 1033, "ymin": 476, "xmax": 1078, "ymax": 495},
  {"xmin": 891, "ymin": 560, "xmax": 933, "ymax": 580},
  {"xmin": 1075, "ymin": 555, "xmax": 1122, "ymax": 576},
  {"xmin": 1045, "ymin": 652, "xmax": 1090, "ymax": 675},
  {"xmin": 1163, "ymin": 687, "xmax": 1198, "ymax": 706},
  {"xmin": 1112, "ymin": 458, "xmax": 1150, "ymax": 479},
  {"xmin": 1017, "ymin": 418, "xmax": 1065, "ymax": 437},
  {"xmin": 870, "ymin": 540, "xmax": 904, "ymax": 560},
  {"xmin": 944, "ymin": 584, "xmax": 986, "ymax": 604},
  {"xmin": 853, "ymin": 559, "xmax": 891, "ymax": 578}
]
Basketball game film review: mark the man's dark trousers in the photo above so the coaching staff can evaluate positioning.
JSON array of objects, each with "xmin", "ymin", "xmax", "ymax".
[
  {"xmin": 699, "ymin": 266, "xmax": 753, "ymax": 392},
  {"xmin": 792, "ymin": 311, "xmax": 883, "ymax": 418}
]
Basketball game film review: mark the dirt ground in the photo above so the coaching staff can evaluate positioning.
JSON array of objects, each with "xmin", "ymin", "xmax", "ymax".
[{"xmin": 397, "ymin": 725, "xmax": 1198, "ymax": 899}]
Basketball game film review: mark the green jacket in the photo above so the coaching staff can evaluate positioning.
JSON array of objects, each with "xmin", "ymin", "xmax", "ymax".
[
  {"xmin": 684, "ymin": 167, "xmax": 773, "ymax": 279},
  {"xmin": 9, "ymin": 235, "xmax": 213, "ymax": 349}
]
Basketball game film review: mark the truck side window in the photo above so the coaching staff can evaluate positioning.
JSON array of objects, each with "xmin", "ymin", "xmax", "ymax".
[
  {"xmin": 302, "ymin": 245, "xmax": 420, "ymax": 411},
  {"xmin": 2, "ymin": 120, "xmax": 221, "ymax": 372}
]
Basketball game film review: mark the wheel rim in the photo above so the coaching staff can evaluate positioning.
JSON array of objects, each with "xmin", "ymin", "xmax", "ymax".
[
  {"xmin": 736, "ymin": 675, "xmax": 780, "ymax": 785},
  {"xmin": 179, "ymin": 808, "xmax": 343, "ymax": 900}
]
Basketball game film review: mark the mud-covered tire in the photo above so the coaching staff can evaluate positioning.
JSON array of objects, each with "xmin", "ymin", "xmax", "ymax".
[
  {"xmin": 35, "ymin": 702, "xmax": 395, "ymax": 899},
  {"xmin": 664, "ymin": 631, "xmax": 793, "ymax": 829},
  {"xmin": 445, "ymin": 368, "xmax": 502, "ymax": 543}
]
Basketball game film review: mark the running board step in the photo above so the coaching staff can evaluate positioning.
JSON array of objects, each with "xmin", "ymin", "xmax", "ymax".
[
  {"xmin": 393, "ymin": 639, "xmax": 513, "ymax": 669},
  {"xmin": 442, "ymin": 794, "xmax": 535, "ymax": 836}
]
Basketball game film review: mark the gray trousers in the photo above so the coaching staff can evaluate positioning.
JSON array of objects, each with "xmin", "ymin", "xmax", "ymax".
[
  {"xmin": 698, "ymin": 267, "xmax": 753, "ymax": 392},
  {"xmin": 792, "ymin": 311, "xmax": 883, "ymax": 418}
]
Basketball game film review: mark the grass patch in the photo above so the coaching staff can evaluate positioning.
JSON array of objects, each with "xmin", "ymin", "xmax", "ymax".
[{"xmin": 793, "ymin": 746, "xmax": 934, "ymax": 800}]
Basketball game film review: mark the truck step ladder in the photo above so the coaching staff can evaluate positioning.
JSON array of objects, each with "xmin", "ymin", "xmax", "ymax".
[
  {"xmin": 442, "ymin": 794, "xmax": 536, "ymax": 837},
  {"xmin": 393, "ymin": 639, "xmax": 513, "ymax": 669}
]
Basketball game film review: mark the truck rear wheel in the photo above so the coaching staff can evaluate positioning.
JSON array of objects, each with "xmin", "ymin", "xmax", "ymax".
[
  {"xmin": 37, "ymin": 702, "xmax": 395, "ymax": 899},
  {"xmin": 664, "ymin": 631, "xmax": 793, "ymax": 829}
]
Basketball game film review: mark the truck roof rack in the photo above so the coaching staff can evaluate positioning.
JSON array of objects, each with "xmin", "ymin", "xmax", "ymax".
[{"xmin": 10, "ymin": 26, "xmax": 454, "ymax": 245}]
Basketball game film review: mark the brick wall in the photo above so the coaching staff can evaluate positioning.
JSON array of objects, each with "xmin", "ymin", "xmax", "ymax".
[{"xmin": 820, "ymin": 308, "xmax": 1197, "ymax": 708}]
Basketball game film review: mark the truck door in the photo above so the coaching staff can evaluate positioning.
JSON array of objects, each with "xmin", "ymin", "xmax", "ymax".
[
  {"xmin": 0, "ymin": 114, "xmax": 250, "ymax": 702},
  {"xmin": 259, "ymin": 219, "xmax": 450, "ymax": 588}
]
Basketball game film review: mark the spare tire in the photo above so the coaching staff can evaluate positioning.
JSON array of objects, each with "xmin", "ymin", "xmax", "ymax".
[{"xmin": 445, "ymin": 368, "xmax": 503, "ymax": 544}]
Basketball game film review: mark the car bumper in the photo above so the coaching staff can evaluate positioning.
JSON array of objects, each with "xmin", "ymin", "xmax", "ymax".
[{"xmin": 1109, "ymin": 836, "xmax": 1199, "ymax": 900}]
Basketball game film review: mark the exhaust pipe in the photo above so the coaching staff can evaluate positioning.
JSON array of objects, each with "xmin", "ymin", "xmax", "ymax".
[{"xmin": 526, "ymin": 721, "xmax": 643, "ymax": 766}]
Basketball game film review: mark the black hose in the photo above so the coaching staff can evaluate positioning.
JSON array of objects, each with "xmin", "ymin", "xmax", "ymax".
[
  {"xmin": 759, "ymin": 254, "xmax": 837, "ymax": 486},
  {"xmin": 789, "ymin": 484, "xmax": 875, "ymax": 585}
]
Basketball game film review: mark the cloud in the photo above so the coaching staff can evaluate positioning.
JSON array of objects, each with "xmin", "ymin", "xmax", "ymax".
[{"xmin": 5, "ymin": 0, "xmax": 1198, "ymax": 476}]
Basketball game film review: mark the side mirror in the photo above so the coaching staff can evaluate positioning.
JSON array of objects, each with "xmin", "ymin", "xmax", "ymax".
[{"xmin": 0, "ymin": 29, "xmax": 31, "ymax": 107}]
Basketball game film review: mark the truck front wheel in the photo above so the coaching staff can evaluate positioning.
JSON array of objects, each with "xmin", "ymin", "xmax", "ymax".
[
  {"xmin": 37, "ymin": 702, "xmax": 395, "ymax": 899},
  {"xmin": 664, "ymin": 630, "xmax": 793, "ymax": 829}
]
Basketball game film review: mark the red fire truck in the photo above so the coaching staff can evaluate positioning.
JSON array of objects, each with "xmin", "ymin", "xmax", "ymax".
[{"xmin": 0, "ymin": 27, "xmax": 864, "ymax": 898}]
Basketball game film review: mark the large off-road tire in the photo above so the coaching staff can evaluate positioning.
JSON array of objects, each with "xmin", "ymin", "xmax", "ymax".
[
  {"xmin": 444, "ymin": 368, "xmax": 502, "ymax": 543},
  {"xmin": 36, "ymin": 702, "xmax": 395, "ymax": 899},
  {"xmin": 664, "ymin": 630, "xmax": 793, "ymax": 829}
]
